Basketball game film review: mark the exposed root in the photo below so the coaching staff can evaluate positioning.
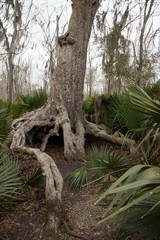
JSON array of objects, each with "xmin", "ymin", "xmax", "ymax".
[
  {"xmin": 40, "ymin": 120, "xmax": 60, "ymax": 152},
  {"xmin": 11, "ymin": 143, "xmax": 63, "ymax": 236},
  {"xmin": 86, "ymin": 121, "xmax": 137, "ymax": 154},
  {"xmin": 9, "ymin": 103, "xmax": 87, "ymax": 235},
  {"xmin": 62, "ymin": 119, "xmax": 85, "ymax": 160},
  {"xmin": 10, "ymin": 107, "xmax": 64, "ymax": 236},
  {"xmin": 12, "ymin": 103, "xmax": 52, "ymax": 129},
  {"xmin": 8, "ymin": 101, "xmax": 137, "ymax": 236},
  {"xmin": 63, "ymin": 219, "xmax": 89, "ymax": 240}
]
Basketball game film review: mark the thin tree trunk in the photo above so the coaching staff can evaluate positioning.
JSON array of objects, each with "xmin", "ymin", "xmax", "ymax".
[
  {"xmin": 137, "ymin": 0, "xmax": 154, "ymax": 87},
  {"xmin": 7, "ymin": 54, "xmax": 14, "ymax": 103}
]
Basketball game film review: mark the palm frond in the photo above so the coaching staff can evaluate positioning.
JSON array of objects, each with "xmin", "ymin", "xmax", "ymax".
[
  {"xmin": 0, "ymin": 152, "xmax": 21, "ymax": 214},
  {"xmin": 65, "ymin": 166, "xmax": 88, "ymax": 189},
  {"xmin": 21, "ymin": 165, "xmax": 45, "ymax": 189},
  {"xmin": 117, "ymin": 91, "xmax": 147, "ymax": 131},
  {"xmin": 127, "ymin": 85, "xmax": 160, "ymax": 128},
  {"xmin": 65, "ymin": 144, "xmax": 129, "ymax": 189},
  {"xmin": 111, "ymin": 196, "xmax": 160, "ymax": 240},
  {"xmin": 138, "ymin": 128, "xmax": 160, "ymax": 164},
  {"xmin": 95, "ymin": 165, "xmax": 160, "ymax": 224},
  {"xmin": 94, "ymin": 85, "xmax": 160, "ymax": 239}
]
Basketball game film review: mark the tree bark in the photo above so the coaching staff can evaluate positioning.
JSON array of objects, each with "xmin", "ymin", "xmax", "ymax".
[
  {"xmin": 7, "ymin": 53, "xmax": 14, "ymax": 103},
  {"xmin": 48, "ymin": 0, "xmax": 101, "ymax": 159},
  {"xmin": 9, "ymin": 0, "xmax": 136, "ymax": 236},
  {"xmin": 137, "ymin": 0, "xmax": 155, "ymax": 87}
]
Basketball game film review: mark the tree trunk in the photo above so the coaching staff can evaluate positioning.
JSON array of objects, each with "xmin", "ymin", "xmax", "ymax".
[
  {"xmin": 48, "ymin": 0, "xmax": 102, "ymax": 160},
  {"xmin": 7, "ymin": 54, "xmax": 14, "ymax": 103},
  {"xmin": 137, "ymin": 0, "xmax": 154, "ymax": 87},
  {"xmin": 9, "ymin": 0, "xmax": 136, "ymax": 236}
]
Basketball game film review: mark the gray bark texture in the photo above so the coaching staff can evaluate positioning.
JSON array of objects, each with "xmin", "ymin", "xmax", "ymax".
[
  {"xmin": 137, "ymin": 0, "xmax": 154, "ymax": 87},
  {"xmin": 9, "ymin": 0, "xmax": 136, "ymax": 237}
]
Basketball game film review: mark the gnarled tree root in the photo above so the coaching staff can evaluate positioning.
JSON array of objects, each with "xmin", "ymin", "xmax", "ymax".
[
  {"xmin": 85, "ymin": 121, "xmax": 137, "ymax": 154},
  {"xmin": 63, "ymin": 219, "xmax": 89, "ymax": 240},
  {"xmin": 8, "ymin": 103, "xmax": 137, "ymax": 237},
  {"xmin": 9, "ymin": 105, "xmax": 64, "ymax": 237},
  {"xmin": 12, "ymin": 144, "xmax": 63, "ymax": 237}
]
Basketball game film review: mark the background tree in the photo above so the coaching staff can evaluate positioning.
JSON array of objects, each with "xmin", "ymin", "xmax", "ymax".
[
  {"xmin": 0, "ymin": 0, "xmax": 32, "ymax": 103},
  {"xmin": 13, "ymin": 56, "xmax": 33, "ymax": 96},
  {"xmin": 34, "ymin": 3, "xmax": 63, "ymax": 91},
  {"xmin": 133, "ymin": 0, "xmax": 158, "ymax": 87},
  {"xmin": 95, "ymin": 0, "xmax": 160, "ymax": 94},
  {"xmin": 0, "ymin": 61, "xmax": 7, "ymax": 100},
  {"xmin": 0, "ymin": 55, "xmax": 33, "ymax": 101},
  {"xmin": 96, "ymin": 2, "xmax": 131, "ymax": 95},
  {"xmin": 85, "ymin": 43, "xmax": 97, "ymax": 97}
]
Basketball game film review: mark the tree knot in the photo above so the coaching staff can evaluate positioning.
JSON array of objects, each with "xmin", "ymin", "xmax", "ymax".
[{"xmin": 58, "ymin": 32, "xmax": 75, "ymax": 47}]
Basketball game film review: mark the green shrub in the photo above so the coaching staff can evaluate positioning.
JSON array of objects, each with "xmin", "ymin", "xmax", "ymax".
[
  {"xmin": 145, "ymin": 80, "xmax": 160, "ymax": 100},
  {"xmin": 0, "ymin": 100, "xmax": 12, "ymax": 142},
  {"xmin": 95, "ymin": 85, "xmax": 160, "ymax": 239},
  {"xmin": 82, "ymin": 96, "xmax": 95, "ymax": 122},
  {"xmin": 83, "ymin": 94, "xmax": 124, "ymax": 132},
  {"xmin": 95, "ymin": 94, "xmax": 122, "ymax": 131},
  {"xmin": 12, "ymin": 88, "xmax": 48, "ymax": 118}
]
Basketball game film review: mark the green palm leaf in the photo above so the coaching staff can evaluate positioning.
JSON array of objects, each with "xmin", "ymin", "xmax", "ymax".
[
  {"xmin": 111, "ymin": 196, "xmax": 160, "ymax": 240},
  {"xmin": 65, "ymin": 144, "xmax": 129, "ymax": 189},
  {"xmin": 0, "ymin": 152, "xmax": 21, "ymax": 214},
  {"xmin": 118, "ymin": 91, "xmax": 147, "ymax": 131},
  {"xmin": 95, "ymin": 85, "xmax": 160, "ymax": 238},
  {"xmin": 96, "ymin": 165, "xmax": 160, "ymax": 239},
  {"xmin": 127, "ymin": 85, "xmax": 160, "ymax": 128},
  {"xmin": 22, "ymin": 166, "xmax": 45, "ymax": 189}
]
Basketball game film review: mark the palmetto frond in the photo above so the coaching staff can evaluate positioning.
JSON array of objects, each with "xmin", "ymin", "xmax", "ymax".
[
  {"xmin": 114, "ymin": 196, "xmax": 160, "ymax": 240},
  {"xmin": 95, "ymin": 85, "xmax": 160, "ymax": 238},
  {"xmin": 65, "ymin": 144, "xmax": 129, "ymax": 189},
  {"xmin": 96, "ymin": 165, "xmax": 160, "ymax": 239},
  {"xmin": 21, "ymin": 165, "xmax": 45, "ymax": 189},
  {"xmin": 0, "ymin": 152, "xmax": 20, "ymax": 214},
  {"xmin": 117, "ymin": 90, "xmax": 147, "ymax": 131},
  {"xmin": 126, "ymin": 84, "xmax": 160, "ymax": 128}
]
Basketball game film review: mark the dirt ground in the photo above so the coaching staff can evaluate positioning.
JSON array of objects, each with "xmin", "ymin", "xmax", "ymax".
[{"xmin": 0, "ymin": 142, "xmax": 132, "ymax": 240}]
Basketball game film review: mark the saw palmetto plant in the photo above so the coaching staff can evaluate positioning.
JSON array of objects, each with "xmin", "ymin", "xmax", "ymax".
[
  {"xmin": 65, "ymin": 144, "xmax": 129, "ymax": 189},
  {"xmin": 95, "ymin": 85, "xmax": 160, "ymax": 239},
  {"xmin": 95, "ymin": 165, "xmax": 160, "ymax": 240},
  {"xmin": 127, "ymin": 84, "xmax": 160, "ymax": 128},
  {"xmin": 0, "ymin": 151, "xmax": 21, "ymax": 214},
  {"xmin": 0, "ymin": 100, "xmax": 21, "ymax": 213}
]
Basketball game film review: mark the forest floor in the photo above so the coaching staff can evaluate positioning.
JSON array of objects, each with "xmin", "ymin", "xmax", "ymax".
[{"xmin": 0, "ymin": 140, "xmax": 135, "ymax": 240}]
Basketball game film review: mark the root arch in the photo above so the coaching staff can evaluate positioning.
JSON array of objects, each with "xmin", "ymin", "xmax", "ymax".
[{"xmin": 8, "ymin": 100, "xmax": 137, "ymax": 236}]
